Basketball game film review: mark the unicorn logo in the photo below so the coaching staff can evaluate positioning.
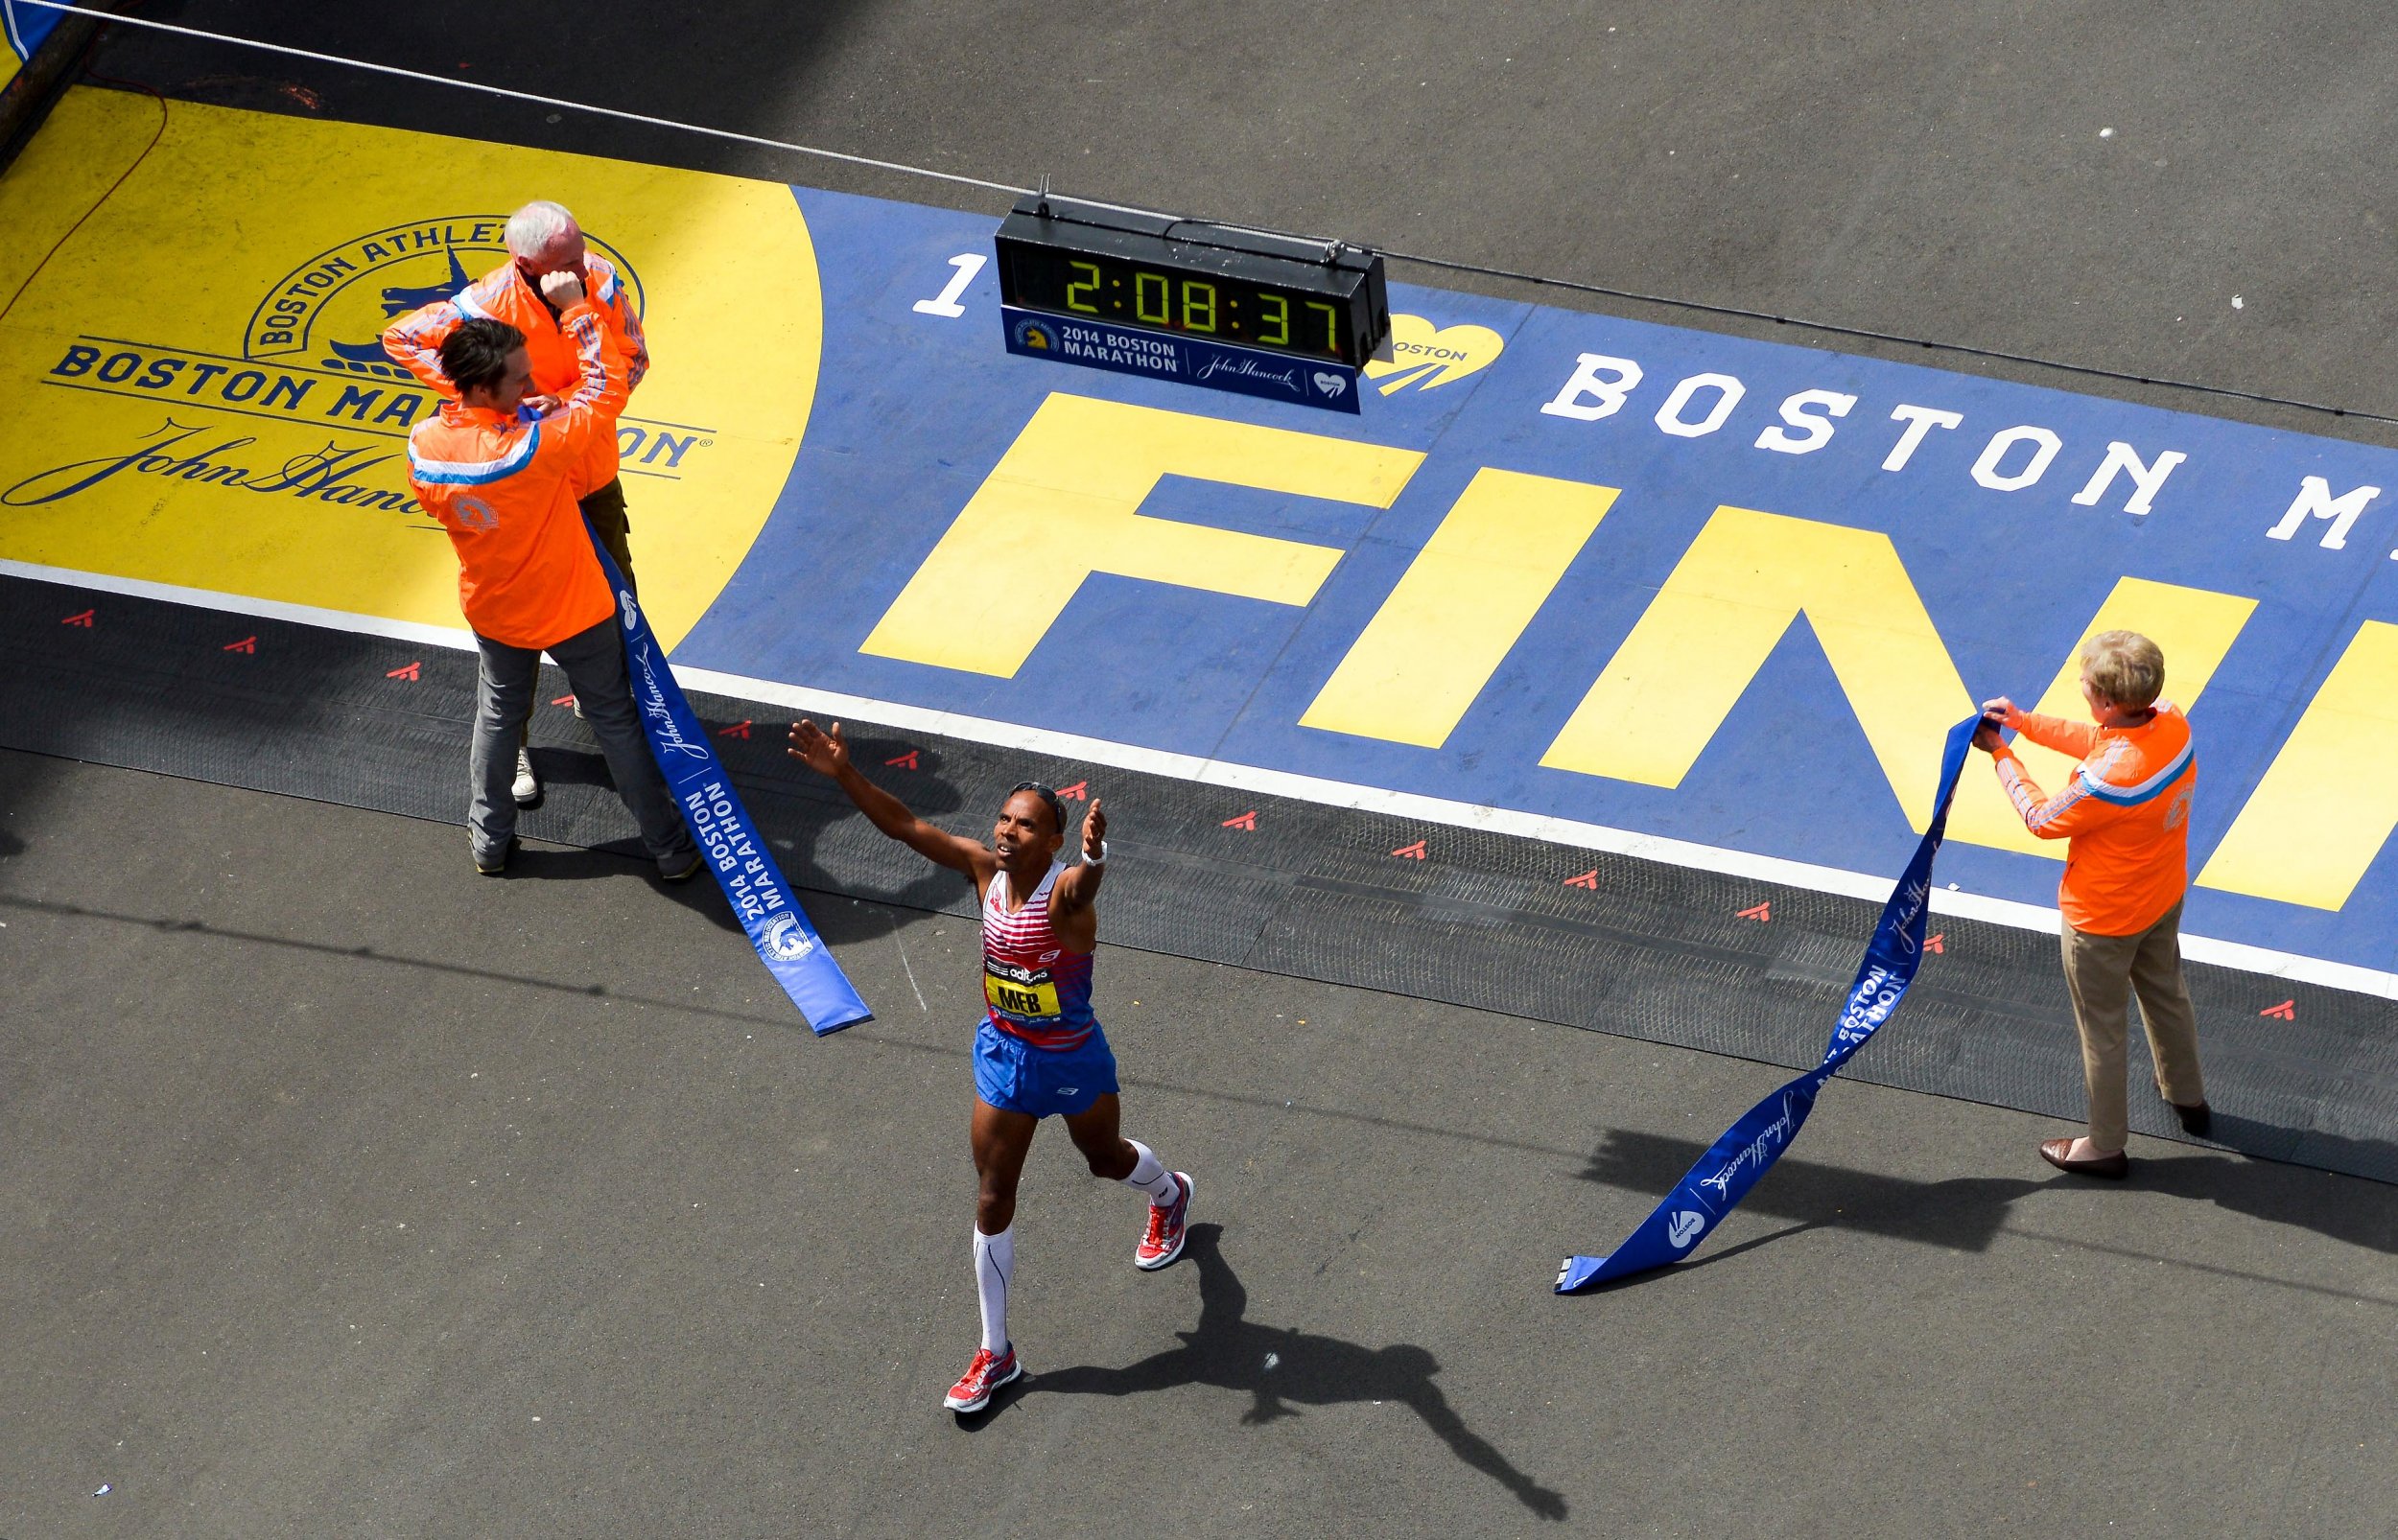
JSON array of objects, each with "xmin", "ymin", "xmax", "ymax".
[
  {"xmin": 244, "ymin": 218, "xmax": 644, "ymax": 379},
  {"xmin": 319, "ymin": 247, "xmax": 477, "ymax": 375},
  {"xmin": 761, "ymin": 912, "xmax": 815, "ymax": 963}
]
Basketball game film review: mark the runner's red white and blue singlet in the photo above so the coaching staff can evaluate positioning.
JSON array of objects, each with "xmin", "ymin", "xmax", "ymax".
[{"xmin": 981, "ymin": 861, "xmax": 1097, "ymax": 1050}]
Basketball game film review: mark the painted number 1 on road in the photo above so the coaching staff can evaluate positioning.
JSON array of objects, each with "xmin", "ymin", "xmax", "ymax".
[{"xmin": 914, "ymin": 254, "xmax": 986, "ymax": 317}]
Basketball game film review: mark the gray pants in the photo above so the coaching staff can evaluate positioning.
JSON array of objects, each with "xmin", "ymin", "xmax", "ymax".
[
  {"xmin": 470, "ymin": 616, "xmax": 695, "ymax": 874},
  {"xmin": 521, "ymin": 479, "xmax": 633, "ymax": 750}
]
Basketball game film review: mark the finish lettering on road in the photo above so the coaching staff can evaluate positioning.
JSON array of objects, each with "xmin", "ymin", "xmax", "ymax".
[
  {"xmin": 859, "ymin": 393, "xmax": 1422, "ymax": 677},
  {"xmin": 865, "ymin": 393, "xmax": 2384, "ymax": 907}
]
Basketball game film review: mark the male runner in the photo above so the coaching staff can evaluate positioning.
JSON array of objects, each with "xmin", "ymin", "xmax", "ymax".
[{"xmin": 785, "ymin": 719, "xmax": 1193, "ymax": 1413}]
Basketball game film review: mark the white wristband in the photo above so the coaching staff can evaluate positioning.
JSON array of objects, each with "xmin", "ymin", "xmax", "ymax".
[{"xmin": 1085, "ymin": 839, "xmax": 1108, "ymax": 868}]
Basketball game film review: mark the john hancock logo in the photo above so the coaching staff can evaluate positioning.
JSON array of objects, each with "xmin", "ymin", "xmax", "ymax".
[{"xmin": 9, "ymin": 217, "xmax": 710, "ymax": 512}]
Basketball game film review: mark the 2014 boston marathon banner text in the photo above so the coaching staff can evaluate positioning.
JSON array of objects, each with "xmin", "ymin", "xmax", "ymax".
[
  {"xmin": 1556, "ymin": 713, "xmax": 1983, "ymax": 1293},
  {"xmin": 594, "ymin": 530, "xmax": 871, "ymax": 1036}
]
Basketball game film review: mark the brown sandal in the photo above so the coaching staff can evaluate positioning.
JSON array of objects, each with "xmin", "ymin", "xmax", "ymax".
[{"xmin": 2039, "ymin": 1137, "xmax": 2128, "ymax": 1178}]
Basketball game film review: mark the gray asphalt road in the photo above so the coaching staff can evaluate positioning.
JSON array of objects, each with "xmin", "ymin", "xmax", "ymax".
[
  {"xmin": 12, "ymin": 4, "xmax": 2398, "ymax": 1535},
  {"xmin": 5, "ymin": 750, "xmax": 2394, "ymax": 1538}
]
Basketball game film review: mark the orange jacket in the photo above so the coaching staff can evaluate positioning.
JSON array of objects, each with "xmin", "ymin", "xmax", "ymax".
[
  {"xmin": 383, "ymin": 252, "xmax": 647, "ymax": 487},
  {"xmin": 405, "ymin": 298, "xmax": 625, "ymax": 650},
  {"xmin": 1989, "ymin": 703, "xmax": 2197, "ymax": 936}
]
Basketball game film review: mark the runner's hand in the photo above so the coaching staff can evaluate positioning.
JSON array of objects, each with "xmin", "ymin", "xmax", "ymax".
[
  {"xmin": 786, "ymin": 718, "xmax": 849, "ymax": 777},
  {"xmin": 1972, "ymin": 721, "xmax": 2004, "ymax": 753},
  {"xmin": 1980, "ymin": 696, "xmax": 2015, "ymax": 720},
  {"xmin": 522, "ymin": 392, "xmax": 562, "ymax": 417},
  {"xmin": 1082, "ymin": 799, "xmax": 1106, "ymax": 858},
  {"xmin": 538, "ymin": 269, "xmax": 587, "ymax": 309}
]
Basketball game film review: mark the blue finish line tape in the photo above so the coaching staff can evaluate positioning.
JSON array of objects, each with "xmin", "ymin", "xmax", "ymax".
[
  {"xmin": 1555, "ymin": 712, "xmax": 1984, "ymax": 1293},
  {"xmin": 597, "ymin": 525, "xmax": 873, "ymax": 1036}
]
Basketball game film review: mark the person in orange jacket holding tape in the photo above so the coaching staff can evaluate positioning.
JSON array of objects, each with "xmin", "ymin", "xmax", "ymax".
[
  {"xmin": 386, "ymin": 199, "xmax": 652, "ymax": 808},
  {"xmin": 1974, "ymin": 630, "xmax": 2209, "ymax": 1178},
  {"xmin": 404, "ymin": 278, "xmax": 696, "ymax": 883}
]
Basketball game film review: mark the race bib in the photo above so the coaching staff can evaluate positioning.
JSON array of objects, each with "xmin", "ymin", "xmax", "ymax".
[{"xmin": 983, "ymin": 958, "xmax": 1061, "ymax": 1020}]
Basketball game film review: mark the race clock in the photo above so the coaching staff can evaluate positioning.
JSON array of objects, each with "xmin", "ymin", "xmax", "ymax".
[{"xmin": 995, "ymin": 195, "xmax": 1389, "ymax": 368}]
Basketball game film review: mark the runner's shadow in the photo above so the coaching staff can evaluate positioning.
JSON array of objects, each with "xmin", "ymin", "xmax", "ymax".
[{"xmin": 1020, "ymin": 1225, "xmax": 1569, "ymax": 1521}]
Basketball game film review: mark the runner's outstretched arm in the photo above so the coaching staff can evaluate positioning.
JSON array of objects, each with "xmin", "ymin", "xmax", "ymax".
[
  {"xmin": 1049, "ymin": 799, "xmax": 1107, "ymax": 916},
  {"xmin": 786, "ymin": 719, "xmax": 993, "ymax": 878}
]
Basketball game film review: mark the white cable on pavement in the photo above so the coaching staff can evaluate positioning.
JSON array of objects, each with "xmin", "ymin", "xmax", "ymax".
[
  {"xmin": 19, "ymin": 0, "xmax": 2398, "ymax": 428},
  {"xmin": 14, "ymin": 0, "xmax": 1036, "ymax": 197}
]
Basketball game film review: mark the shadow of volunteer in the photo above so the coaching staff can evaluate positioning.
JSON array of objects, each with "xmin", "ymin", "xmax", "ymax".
[
  {"xmin": 386, "ymin": 199, "xmax": 651, "ymax": 810},
  {"xmin": 1032, "ymin": 1225, "xmax": 1569, "ymax": 1521},
  {"xmin": 1580, "ymin": 1130, "xmax": 2043, "ymax": 1256},
  {"xmin": 401, "ymin": 293, "xmax": 697, "ymax": 883}
]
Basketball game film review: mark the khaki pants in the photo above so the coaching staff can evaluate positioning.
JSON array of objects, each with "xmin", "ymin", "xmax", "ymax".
[{"xmin": 2061, "ymin": 899, "xmax": 2205, "ymax": 1152}]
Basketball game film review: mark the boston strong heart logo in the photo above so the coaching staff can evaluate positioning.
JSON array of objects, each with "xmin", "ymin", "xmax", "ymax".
[{"xmin": 1363, "ymin": 313, "xmax": 1506, "ymax": 395}]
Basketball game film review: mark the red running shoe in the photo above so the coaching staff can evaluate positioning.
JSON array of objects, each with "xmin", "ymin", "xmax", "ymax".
[
  {"xmin": 943, "ymin": 1345, "xmax": 1020, "ymax": 1412},
  {"xmin": 1135, "ymin": 1173, "xmax": 1193, "ymax": 1271}
]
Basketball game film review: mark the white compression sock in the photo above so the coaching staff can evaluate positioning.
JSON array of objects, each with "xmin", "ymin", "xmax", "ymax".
[
  {"xmin": 973, "ymin": 1225, "xmax": 1013, "ymax": 1355},
  {"xmin": 1121, "ymin": 1139, "xmax": 1182, "ymax": 1205}
]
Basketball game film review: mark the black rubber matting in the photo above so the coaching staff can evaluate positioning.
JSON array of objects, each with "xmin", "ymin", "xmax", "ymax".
[{"xmin": 7, "ymin": 571, "xmax": 2395, "ymax": 1184}]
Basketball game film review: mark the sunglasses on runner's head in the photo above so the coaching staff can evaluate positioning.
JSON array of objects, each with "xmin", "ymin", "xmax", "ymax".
[{"xmin": 1006, "ymin": 781, "xmax": 1066, "ymax": 834}]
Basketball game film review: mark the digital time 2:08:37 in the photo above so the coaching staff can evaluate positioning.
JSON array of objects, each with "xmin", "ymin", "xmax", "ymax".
[{"xmin": 1045, "ymin": 257, "xmax": 1350, "ymax": 362}]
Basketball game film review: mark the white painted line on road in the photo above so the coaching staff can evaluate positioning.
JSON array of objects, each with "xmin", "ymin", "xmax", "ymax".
[{"xmin": 11, "ymin": 558, "xmax": 2389, "ymax": 1001}]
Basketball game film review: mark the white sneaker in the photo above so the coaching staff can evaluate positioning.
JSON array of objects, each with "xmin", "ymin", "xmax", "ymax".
[{"xmin": 511, "ymin": 748, "xmax": 541, "ymax": 807}]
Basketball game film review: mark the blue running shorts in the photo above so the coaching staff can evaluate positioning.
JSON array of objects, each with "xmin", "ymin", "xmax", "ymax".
[{"xmin": 974, "ymin": 1017, "xmax": 1119, "ymax": 1117}]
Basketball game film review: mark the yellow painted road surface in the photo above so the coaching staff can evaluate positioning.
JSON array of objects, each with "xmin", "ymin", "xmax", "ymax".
[{"xmin": 0, "ymin": 87, "xmax": 819, "ymax": 649}]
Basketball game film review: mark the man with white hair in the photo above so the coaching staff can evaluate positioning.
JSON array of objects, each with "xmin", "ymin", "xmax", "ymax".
[{"xmin": 385, "ymin": 199, "xmax": 653, "ymax": 806}]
